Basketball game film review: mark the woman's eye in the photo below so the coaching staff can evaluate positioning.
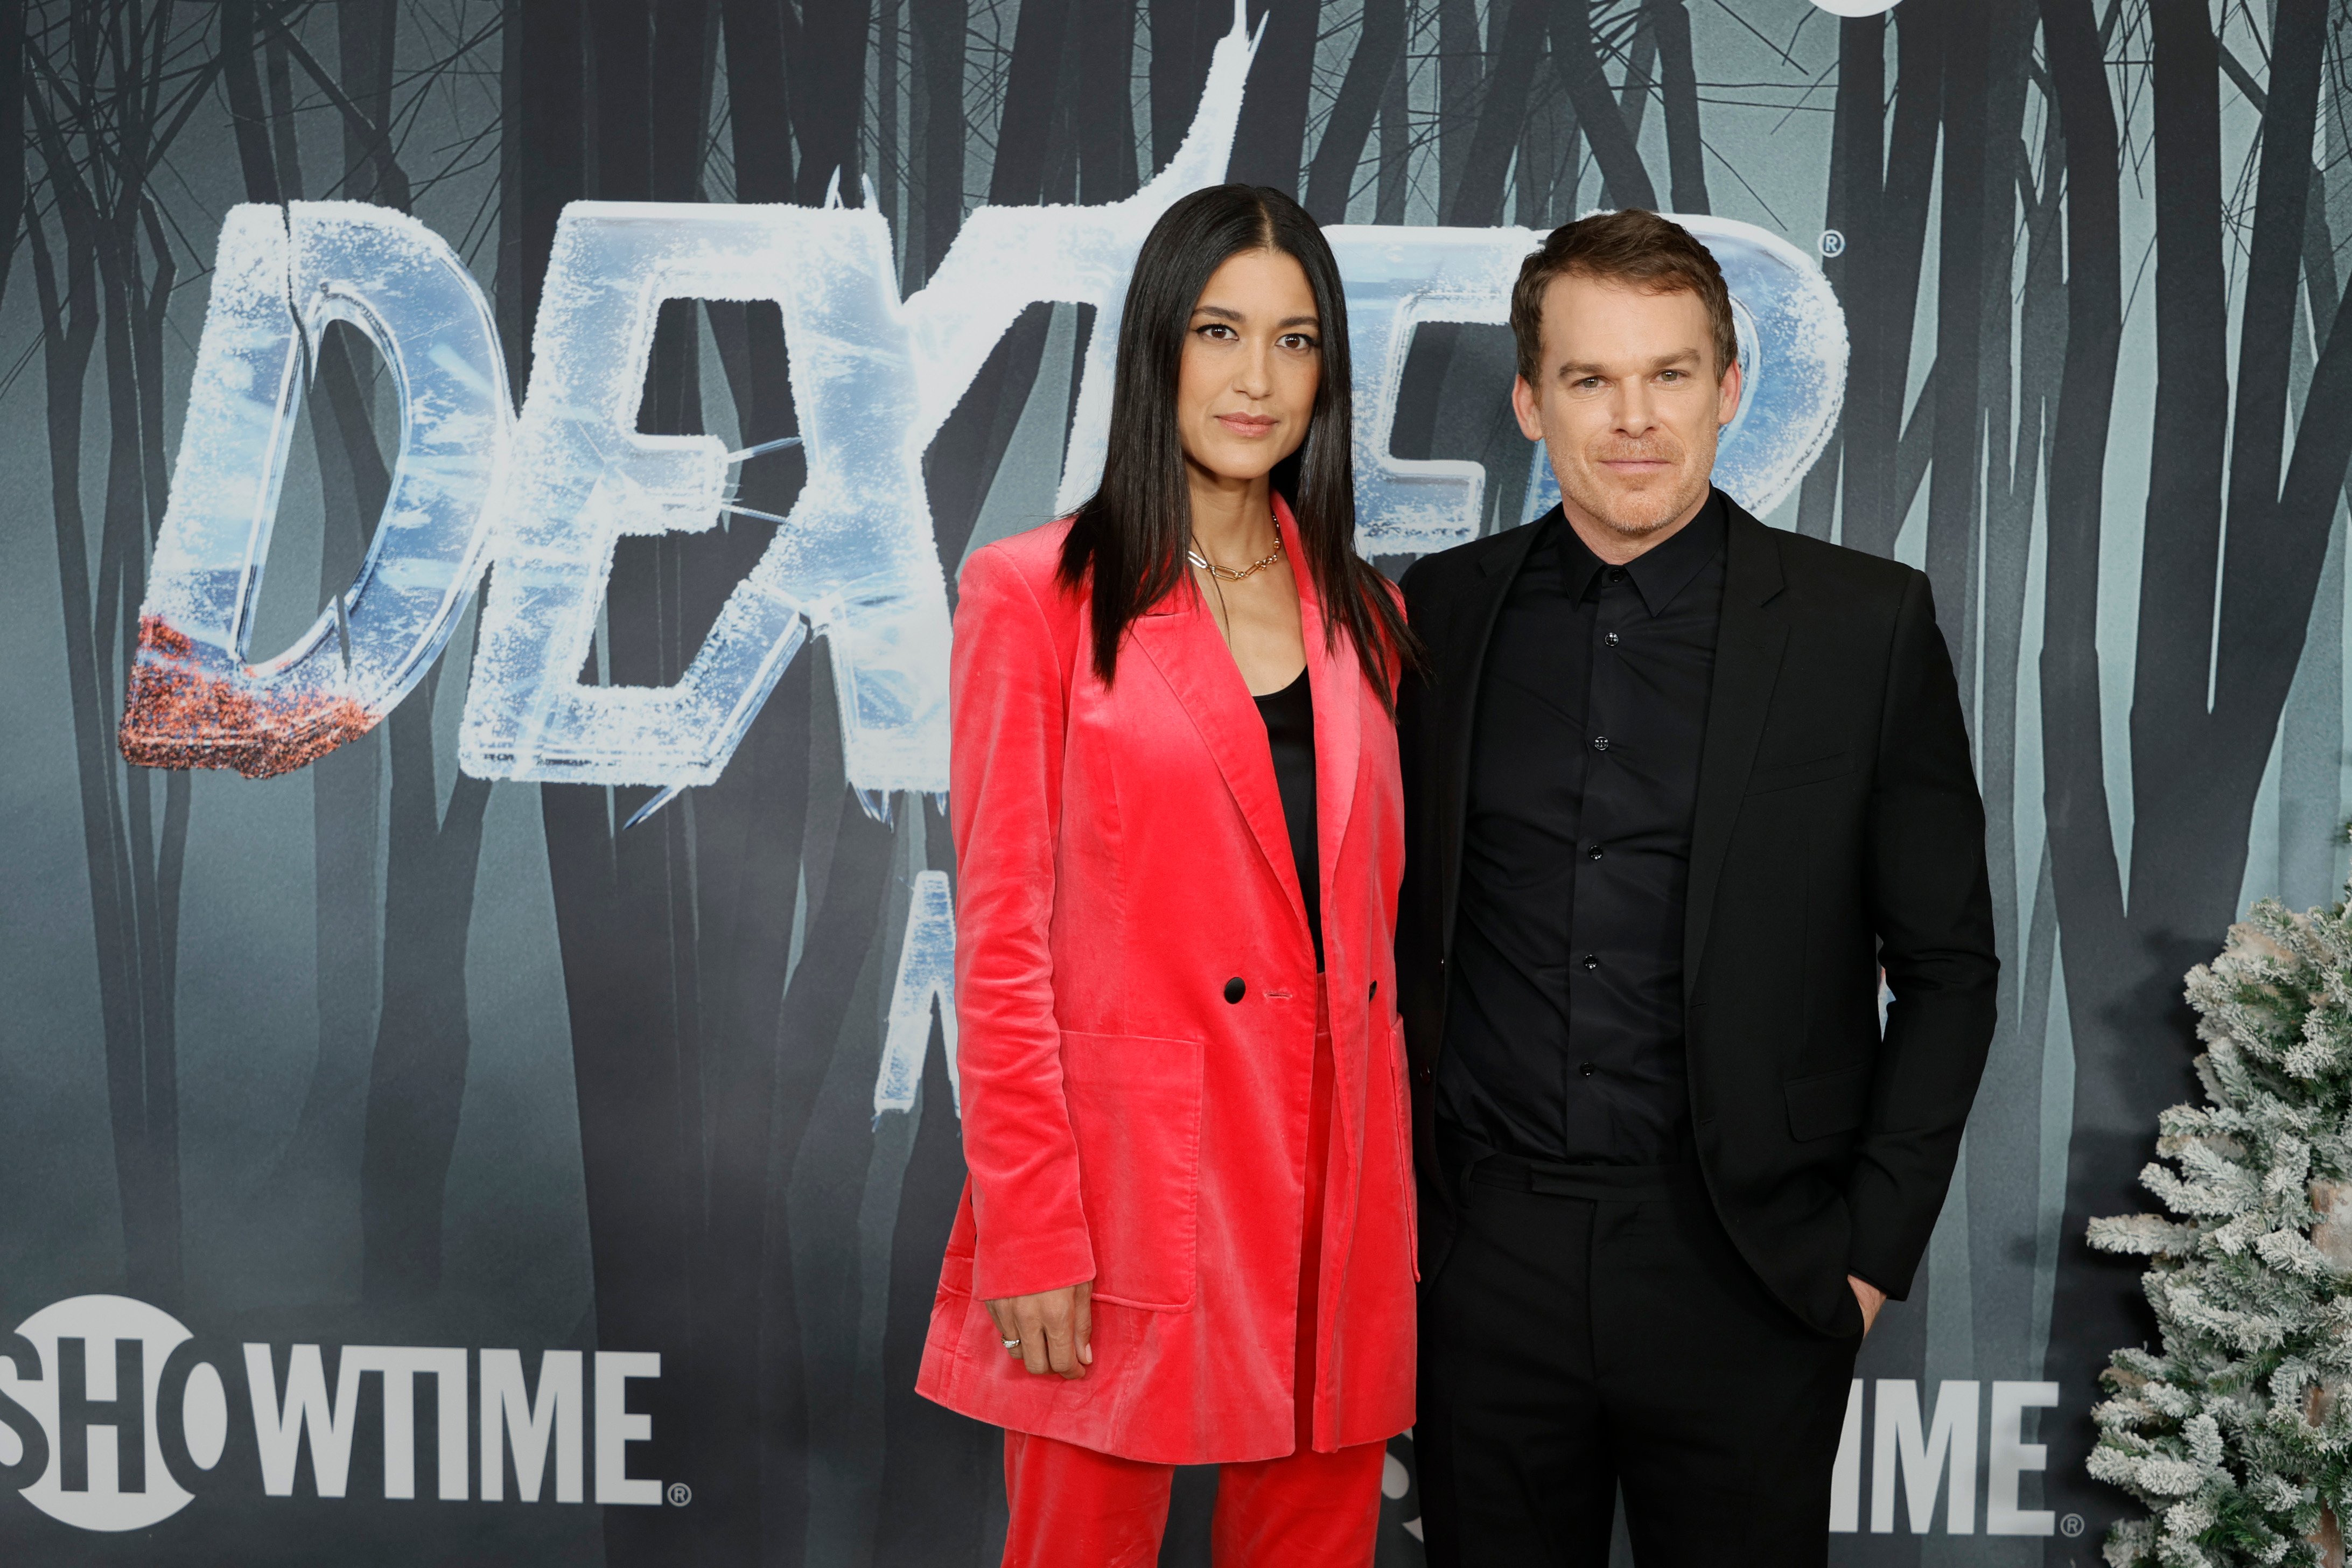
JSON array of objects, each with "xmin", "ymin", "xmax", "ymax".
[
  {"xmin": 1279, "ymin": 333, "xmax": 1317, "ymax": 352},
  {"xmin": 1196, "ymin": 323, "xmax": 1236, "ymax": 341}
]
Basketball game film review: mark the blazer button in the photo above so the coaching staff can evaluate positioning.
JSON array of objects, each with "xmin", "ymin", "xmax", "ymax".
[
  {"xmin": 1413, "ymin": 1065, "xmax": 1433, "ymax": 1084},
  {"xmin": 1224, "ymin": 976, "xmax": 1247, "ymax": 1005}
]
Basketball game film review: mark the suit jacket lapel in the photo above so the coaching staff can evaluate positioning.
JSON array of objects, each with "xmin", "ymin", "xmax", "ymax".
[
  {"xmin": 1131, "ymin": 590, "xmax": 1306, "ymax": 935},
  {"xmin": 1438, "ymin": 516, "xmax": 1547, "ymax": 958},
  {"xmin": 1296, "ymin": 559, "xmax": 1361, "ymax": 967},
  {"xmin": 1684, "ymin": 507, "xmax": 1788, "ymax": 1000}
]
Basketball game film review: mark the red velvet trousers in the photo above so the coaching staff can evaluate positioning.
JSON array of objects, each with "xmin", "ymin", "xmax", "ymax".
[{"xmin": 999, "ymin": 984, "xmax": 1388, "ymax": 1567}]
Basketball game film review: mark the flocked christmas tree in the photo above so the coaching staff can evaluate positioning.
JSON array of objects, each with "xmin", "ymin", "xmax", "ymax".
[{"xmin": 2090, "ymin": 894, "xmax": 2352, "ymax": 1568}]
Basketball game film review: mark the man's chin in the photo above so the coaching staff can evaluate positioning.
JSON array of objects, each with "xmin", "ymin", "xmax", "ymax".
[
  {"xmin": 1569, "ymin": 496, "xmax": 1684, "ymax": 538},
  {"xmin": 1562, "ymin": 475, "xmax": 1708, "ymax": 538}
]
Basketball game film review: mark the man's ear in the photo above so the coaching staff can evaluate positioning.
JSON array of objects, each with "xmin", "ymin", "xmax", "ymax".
[
  {"xmin": 1511, "ymin": 374, "xmax": 1546, "ymax": 442},
  {"xmin": 1716, "ymin": 355, "xmax": 1745, "ymax": 429}
]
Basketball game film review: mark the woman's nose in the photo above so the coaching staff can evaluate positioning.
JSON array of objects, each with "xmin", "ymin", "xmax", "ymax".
[{"xmin": 1234, "ymin": 347, "xmax": 1272, "ymax": 396}]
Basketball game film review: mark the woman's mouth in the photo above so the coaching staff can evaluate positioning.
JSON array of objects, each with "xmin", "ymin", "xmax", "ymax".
[{"xmin": 1216, "ymin": 414, "xmax": 1278, "ymax": 437}]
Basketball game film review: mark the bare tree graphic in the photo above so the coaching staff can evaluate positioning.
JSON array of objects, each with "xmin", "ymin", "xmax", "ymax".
[{"xmin": 21, "ymin": 0, "xmax": 222, "ymax": 1308}]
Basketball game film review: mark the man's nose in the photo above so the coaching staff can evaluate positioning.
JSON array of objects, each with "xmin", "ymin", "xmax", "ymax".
[{"xmin": 1615, "ymin": 381, "xmax": 1658, "ymax": 435}]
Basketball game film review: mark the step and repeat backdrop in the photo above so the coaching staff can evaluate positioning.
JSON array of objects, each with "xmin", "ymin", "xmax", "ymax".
[{"xmin": 2, "ymin": 0, "xmax": 2347, "ymax": 1563}]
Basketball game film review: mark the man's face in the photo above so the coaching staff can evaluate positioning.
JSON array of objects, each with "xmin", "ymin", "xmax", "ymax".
[{"xmin": 1511, "ymin": 272, "xmax": 1742, "ymax": 557}]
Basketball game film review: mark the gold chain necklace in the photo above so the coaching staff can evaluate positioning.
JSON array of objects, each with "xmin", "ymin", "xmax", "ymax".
[{"xmin": 1187, "ymin": 510, "xmax": 1285, "ymax": 582}]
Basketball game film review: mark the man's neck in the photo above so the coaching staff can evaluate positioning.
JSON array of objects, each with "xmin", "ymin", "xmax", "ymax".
[{"xmin": 1560, "ymin": 484, "xmax": 1714, "ymax": 566}]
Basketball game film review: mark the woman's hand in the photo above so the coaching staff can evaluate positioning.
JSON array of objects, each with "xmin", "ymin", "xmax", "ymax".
[{"xmin": 985, "ymin": 1284, "xmax": 1094, "ymax": 1378}]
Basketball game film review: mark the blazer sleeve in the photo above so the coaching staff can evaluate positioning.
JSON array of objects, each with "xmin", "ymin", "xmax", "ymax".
[
  {"xmin": 949, "ymin": 545, "xmax": 1095, "ymax": 1301},
  {"xmin": 1844, "ymin": 569, "xmax": 2000, "ymax": 1299}
]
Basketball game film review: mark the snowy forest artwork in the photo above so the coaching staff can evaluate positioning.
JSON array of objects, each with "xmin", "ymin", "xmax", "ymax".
[{"xmin": 2, "ymin": 1, "xmax": 2350, "ymax": 1564}]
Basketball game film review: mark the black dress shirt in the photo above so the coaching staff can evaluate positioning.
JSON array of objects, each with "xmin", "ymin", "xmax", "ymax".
[
  {"xmin": 1437, "ymin": 493, "xmax": 1727, "ymax": 1163},
  {"xmin": 1255, "ymin": 667, "xmax": 1322, "ymax": 969}
]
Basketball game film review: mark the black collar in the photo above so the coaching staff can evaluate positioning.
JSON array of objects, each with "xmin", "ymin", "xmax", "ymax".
[{"xmin": 1555, "ymin": 489, "xmax": 1728, "ymax": 615}]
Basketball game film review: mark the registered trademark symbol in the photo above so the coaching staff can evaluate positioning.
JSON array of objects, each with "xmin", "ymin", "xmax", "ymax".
[
  {"xmin": 2060, "ymin": 1513, "xmax": 2085, "ymax": 1538},
  {"xmin": 667, "ymin": 1482, "xmax": 692, "ymax": 1507},
  {"xmin": 1818, "ymin": 229, "xmax": 1847, "ymax": 257}
]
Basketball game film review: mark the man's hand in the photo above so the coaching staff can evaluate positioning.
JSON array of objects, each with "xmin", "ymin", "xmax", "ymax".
[
  {"xmin": 984, "ymin": 1284, "xmax": 1094, "ymax": 1378},
  {"xmin": 1849, "ymin": 1275, "xmax": 1886, "ymax": 1335}
]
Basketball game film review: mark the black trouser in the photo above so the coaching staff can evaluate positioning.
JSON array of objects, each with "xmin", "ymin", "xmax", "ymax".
[{"xmin": 1416, "ymin": 1147, "xmax": 1861, "ymax": 1567}]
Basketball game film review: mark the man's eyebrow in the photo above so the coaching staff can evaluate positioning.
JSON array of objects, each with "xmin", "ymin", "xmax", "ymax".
[{"xmin": 1553, "ymin": 348, "xmax": 1705, "ymax": 378}]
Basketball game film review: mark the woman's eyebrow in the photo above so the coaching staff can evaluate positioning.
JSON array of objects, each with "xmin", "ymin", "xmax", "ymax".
[{"xmin": 1189, "ymin": 305, "xmax": 1320, "ymax": 329}]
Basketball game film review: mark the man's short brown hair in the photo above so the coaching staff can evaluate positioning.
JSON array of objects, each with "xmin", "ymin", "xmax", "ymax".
[{"xmin": 1509, "ymin": 209, "xmax": 1737, "ymax": 387}]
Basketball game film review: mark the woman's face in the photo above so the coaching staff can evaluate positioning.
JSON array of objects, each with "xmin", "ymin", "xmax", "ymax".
[{"xmin": 1177, "ymin": 247, "xmax": 1323, "ymax": 485}]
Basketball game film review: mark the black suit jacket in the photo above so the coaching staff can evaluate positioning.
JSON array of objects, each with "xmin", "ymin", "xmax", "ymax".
[{"xmin": 1396, "ymin": 496, "xmax": 1998, "ymax": 1336}]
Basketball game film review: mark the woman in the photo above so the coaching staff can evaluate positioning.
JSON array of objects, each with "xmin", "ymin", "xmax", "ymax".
[{"xmin": 915, "ymin": 184, "xmax": 1421, "ymax": 1565}]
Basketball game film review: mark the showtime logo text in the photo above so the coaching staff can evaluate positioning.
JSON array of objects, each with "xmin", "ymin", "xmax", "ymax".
[{"xmin": 0, "ymin": 1296, "xmax": 663, "ymax": 1532}]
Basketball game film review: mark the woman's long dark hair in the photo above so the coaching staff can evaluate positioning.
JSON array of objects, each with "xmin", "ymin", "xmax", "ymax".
[{"xmin": 1058, "ymin": 184, "xmax": 1420, "ymax": 710}]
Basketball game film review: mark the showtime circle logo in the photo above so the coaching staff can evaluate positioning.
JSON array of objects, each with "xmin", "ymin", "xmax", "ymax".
[
  {"xmin": 4, "ymin": 1296, "xmax": 214, "ymax": 1530},
  {"xmin": 0, "ymin": 1294, "xmax": 667, "ymax": 1532}
]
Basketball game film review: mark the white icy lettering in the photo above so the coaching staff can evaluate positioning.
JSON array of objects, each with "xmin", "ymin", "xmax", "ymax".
[
  {"xmin": 874, "ymin": 869, "xmax": 959, "ymax": 1118},
  {"xmin": 457, "ymin": 3, "xmax": 1259, "ymax": 804},
  {"xmin": 122, "ymin": 202, "xmax": 514, "ymax": 778},
  {"xmin": 127, "ymin": 15, "xmax": 1845, "ymax": 796}
]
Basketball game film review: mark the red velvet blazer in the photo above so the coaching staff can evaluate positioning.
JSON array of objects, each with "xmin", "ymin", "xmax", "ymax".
[{"xmin": 915, "ymin": 503, "xmax": 1417, "ymax": 1465}]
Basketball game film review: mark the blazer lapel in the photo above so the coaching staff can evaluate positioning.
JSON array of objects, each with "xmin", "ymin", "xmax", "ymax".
[
  {"xmin": 1438, "ymin": 516, "xmax": 1547, "ymax": 958},
  {"xmin": 1684, "ymin": 506, "xmax": 1788, "ymax": 1000},
  {"xmin": 1131, "ymin": 590, "xmax": 1306, "ymax": 932},
  {"xmin": 1296, "ymin": 550, "xmax": 1368, "ymax": 1187},
  {"xmin": 1296, "ymin": 542, "xmax": 1361, "ymax": 969}
]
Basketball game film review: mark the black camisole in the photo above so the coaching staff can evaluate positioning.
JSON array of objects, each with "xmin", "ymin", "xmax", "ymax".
[{"xmin": 1253, "ymin": 667, "xmax": 1322, "ymax": 970}]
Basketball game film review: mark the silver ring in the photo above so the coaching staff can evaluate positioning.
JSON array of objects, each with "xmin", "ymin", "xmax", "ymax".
[{"xmin": 1002, "ymin": 1337, "xmax": 1023, "ymax": 1353}]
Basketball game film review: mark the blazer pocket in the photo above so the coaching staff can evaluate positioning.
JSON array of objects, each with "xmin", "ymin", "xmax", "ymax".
[
  {"xmin": 1784, "ymin": 1063, "xmax": 1872, "ymax": 1142},
  {"xmin": 1061, "ymin": 1031, "xmax": 1205, "ymax": 1310},
  {"xmin": 1748, "ymin": 751, "xmax": 1851, "ymax": 795}
]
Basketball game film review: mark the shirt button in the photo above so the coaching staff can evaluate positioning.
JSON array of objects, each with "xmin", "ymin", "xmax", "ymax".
[
  {"xmin": 1606, "ymin": 568, "xmax": 1627, "ymax": 584},
  {"xmin": 1583, "ymin": 954, "xmax": 1599, "ymax": 971},
  {"xmin": 1592, "ymin": 735, "xmax": 1610, "ymax": 752},
  {"xmin": 1578, "ymin": 1061, "xmax": 1597, "ymax": 1077},
  {"xmin": 1587, "ymin": 844, "xmax": 1603, "ymax": 860},
  {"xmin": 1604, "ymin": 631, "xmax": 1620, "ymax": 646}
]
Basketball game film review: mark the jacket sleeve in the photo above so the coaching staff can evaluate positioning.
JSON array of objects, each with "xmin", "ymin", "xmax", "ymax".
[
  {"xmin": 1844, "ymin": 569, "xmax": 2000, "ymax": 1299},
  {"xmin": 949, "ymin": 545, "xmax": 1095, "ymax": 1302}
]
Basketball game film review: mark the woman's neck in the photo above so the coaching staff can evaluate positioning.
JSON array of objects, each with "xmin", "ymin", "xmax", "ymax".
[{"xmin": 1186, "ymin": 466, "xmax": 1278, "ymax": 569}]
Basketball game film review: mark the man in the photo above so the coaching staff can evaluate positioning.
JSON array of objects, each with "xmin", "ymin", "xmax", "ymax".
[{"xmin": 1396, "ymin": 209, "xmax": 1997, "ymax": 1566}]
